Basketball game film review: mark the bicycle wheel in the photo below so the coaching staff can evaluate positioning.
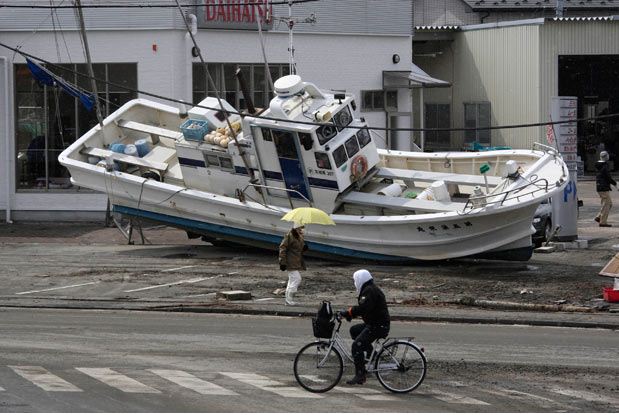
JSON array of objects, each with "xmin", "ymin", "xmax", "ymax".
[
  {"xmin": 375, "ymin": 340, "xmax": 426, "ymax": 393},
  {"xmin": 294, "ymin": 341, "xmax": 343, "ymax": 393}
]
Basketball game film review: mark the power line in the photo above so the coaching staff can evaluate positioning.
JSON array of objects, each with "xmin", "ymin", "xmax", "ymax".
[
  {"xmin": 0, "ymin": 0, "xmax": 320, "ymax": 9},
  {"xmin": 1, "ymin": 40, "xmax": 618, "ymax": 133}
]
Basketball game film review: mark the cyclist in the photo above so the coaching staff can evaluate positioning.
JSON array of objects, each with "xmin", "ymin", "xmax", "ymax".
[{"xmin": 339, "ymin": 269, "xmax": 390, "ymax": 385}]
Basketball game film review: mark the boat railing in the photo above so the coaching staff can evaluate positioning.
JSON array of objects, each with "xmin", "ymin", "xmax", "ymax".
[
  {"xmin": 462, "ymin": 177, "xmax": 551, "ymax": 213},
  {"xmin": 533, "ymin": 142, "xmax": 559, "ymax": 156},
  {"xmin": 238, "ymin": 183, "xmax": 312, "ymax": 209}
]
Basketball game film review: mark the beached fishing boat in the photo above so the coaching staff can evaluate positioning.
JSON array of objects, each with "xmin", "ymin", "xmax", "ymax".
[{"xmin": 59, "ymin": 74, "xmax": 568, "ymax": 262}]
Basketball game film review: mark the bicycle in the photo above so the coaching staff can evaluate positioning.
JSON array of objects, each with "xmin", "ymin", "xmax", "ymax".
[{"xmin": 293, "ymin": 313, "xmax": 427, "ymax": 393}]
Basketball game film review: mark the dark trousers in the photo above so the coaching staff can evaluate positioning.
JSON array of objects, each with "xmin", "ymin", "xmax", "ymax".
[{"xmin": 349, "ymin": 323, "xmax": 390, "ymax": 372}]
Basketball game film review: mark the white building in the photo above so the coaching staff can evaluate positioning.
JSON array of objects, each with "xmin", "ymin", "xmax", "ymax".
[{"xmin": 0, "ymin": 0, "xmax": 413, "ymax": 221}]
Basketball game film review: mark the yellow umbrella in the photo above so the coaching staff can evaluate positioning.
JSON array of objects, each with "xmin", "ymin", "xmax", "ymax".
[{"xmin": 281, "ymin": 207, "xmax": 336, "ymax": 226}]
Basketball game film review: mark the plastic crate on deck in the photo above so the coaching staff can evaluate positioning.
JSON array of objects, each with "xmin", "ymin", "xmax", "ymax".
[{"xmin": 180, "ymin": 119, "xmax": 208, "ymax": 141}]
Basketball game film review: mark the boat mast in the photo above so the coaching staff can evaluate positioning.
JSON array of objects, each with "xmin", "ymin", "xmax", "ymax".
[
  {"xmin": 74, "ymin": 0, "xmax": 103, "ymax": 129},
  {"xmin": 174, "ymin": 0, "xmax": 257, "ymax": 184},
  {"xmin": 287, "ymin": 0, "xmax": 295, "ymax": 74}
]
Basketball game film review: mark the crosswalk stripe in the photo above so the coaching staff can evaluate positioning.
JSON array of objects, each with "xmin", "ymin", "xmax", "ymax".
[
  {"xmin": 549, "ymin": 386, "xmax": 619, "ymax": 407},
  {"xmin": 150, "ymin": 369, "xmax": 237, "ymax": 396},
  {"xmin": 428, "ymin": 388, "xmax": 490, "ymax": 405},
  {"xmin": 9, "ymin": 366, "xmax": 82, "ymax": 392},
  {"xmin": 76, "ymin": 368, "xmax": 160, "ymax": 394},
  {"xmin": 333, "ymin": 386, "xmax": 398, "ymax": 401},
  {"xmin": 221, "ymin": 372, "xmax": 322, "ymax": 399}
]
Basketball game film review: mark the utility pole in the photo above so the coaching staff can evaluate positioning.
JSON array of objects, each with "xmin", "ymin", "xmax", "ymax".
[{"xmin": 74, "ymin": 0, "xmax": 104, "ymax": 128}]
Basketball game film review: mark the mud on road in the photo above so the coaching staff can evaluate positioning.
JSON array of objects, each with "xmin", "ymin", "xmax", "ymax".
[{"xmin": 0, "ymin": 221, "xmax": 615, "ymax": 311}]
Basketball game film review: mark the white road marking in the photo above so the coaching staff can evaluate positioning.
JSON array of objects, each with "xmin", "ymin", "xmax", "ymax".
[
  {"xmin": 221, "ymin": 372, "xmax": 322, "ymax": 399},
  {"xmin": 254, "ymin": 298, "xmax": 275, "ymax": 302},
  {"xmin": 549, "ymin": 386, "xmax": 619, "ymax": 406},
  {"xmin": 76, "ymin": 368, "xmax": 160, "ymax": 393},
  {"xmin": 334, "ymin": 386, "xmax": 381, "ymax": 394},
  {"xmin": 9, "ymin": 366, "xmax": 82, "ymax": 392},
  {"xmin": 428, "ymin": 389, "xmax": 490, "ymax": 405},
  {"xmin": 15, "ymin": 281, "xmax": 98, "ymax": 295},
  {"xmin": 161, "ymin": 265, "xmax": 197, "ymax": 272},
  {"xmin": 124, "ymin": 277, "xmax": 210, "ymax": 293},
  {"xmin": 479, "ymin": 387, "xmax": 567, "ymax": 410},
  {"xmin": 150, "ymin": 369, "xmax": 237, "ymax": 396},
  {"xmin": 334, "ymin": 386, "xmax": 398, "ymax": 400}
]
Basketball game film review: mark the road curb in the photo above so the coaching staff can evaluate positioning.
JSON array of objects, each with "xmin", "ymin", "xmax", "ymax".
[{"xmin": 1, "ymin": 300, "xmax": 617, "ymax": 330}]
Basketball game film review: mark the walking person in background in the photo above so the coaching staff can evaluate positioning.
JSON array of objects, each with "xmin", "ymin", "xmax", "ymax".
[
  {"xmin": 278, "ymin": 223, "xmax": 307, "ymax": 306},
  {"xmin": 594, "ymin": 151, "xmax": 617, "ymax": 227}
]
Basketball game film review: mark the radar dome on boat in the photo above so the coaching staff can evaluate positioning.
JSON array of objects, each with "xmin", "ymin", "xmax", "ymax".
[{"xmin": 274, "ymin": 75, "xmax": 304, "ymax": 97}]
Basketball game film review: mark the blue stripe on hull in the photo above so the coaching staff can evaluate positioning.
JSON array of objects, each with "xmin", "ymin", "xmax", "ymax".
[
  {"xmin": 113, "ymin": 205, "xmax": 533, "ymax": 263},
  {"xmin": 113, "ymin": 205, "xmax": 408, "ymax": 262}
]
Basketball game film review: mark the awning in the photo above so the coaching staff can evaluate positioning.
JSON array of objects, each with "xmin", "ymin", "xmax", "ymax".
[
  {"xmin": 409, "ymin": 63, "xmax": 450, "ymax": 87},
  {"xmin": 383, "ymin": 64, "xmax": 450, "ymax": 89}
]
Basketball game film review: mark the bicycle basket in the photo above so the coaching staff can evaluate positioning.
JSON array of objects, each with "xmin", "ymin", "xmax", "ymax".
[{"xmin": 312, "ymin": 317, "xmax": 334, "ymax": 338}]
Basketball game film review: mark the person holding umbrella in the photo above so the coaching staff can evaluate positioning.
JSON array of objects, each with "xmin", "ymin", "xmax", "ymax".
[
  {"xmin": 279, "ymin": 222, "xmax": 307, "ymax": 306},
  {"xmin": 279, "ymin": 207, "xmax": 336, "ymax": 306}
]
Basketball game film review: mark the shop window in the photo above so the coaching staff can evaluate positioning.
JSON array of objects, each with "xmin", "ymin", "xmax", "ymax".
[
  {"xmin": 361, "ymin": 90, "xmax": 396, "ymax": 112},
  {"xmin": 15, "ymin": 62, "xmax": 137, "ymax": 191},
  {"xmin": 464, "ymin": 102, "xmax": 491, "ymax": 145},
  {"xmin": 193, "ymin": 63, "xmax": 289, "ymax": 111},
  {"xmin": 425, "ymin": 103, "xmax": 451, "ymax": 150}
]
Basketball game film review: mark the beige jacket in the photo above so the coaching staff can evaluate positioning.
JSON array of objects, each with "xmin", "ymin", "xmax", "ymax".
[{"xmin": 278, "ymin": 230, "xmax": 306, "ymax": 271}]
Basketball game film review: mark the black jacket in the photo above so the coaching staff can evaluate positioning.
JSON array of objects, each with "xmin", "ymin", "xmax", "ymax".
[
  {"xmin": 596, "ymin": 161, "xmax": 617, "ymax": 192},
  {"xmin": 349, "ymin": 280, "xmax": 390, "ymax": 327}
]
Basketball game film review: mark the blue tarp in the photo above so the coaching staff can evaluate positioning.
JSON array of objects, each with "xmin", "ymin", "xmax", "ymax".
[
  {"xmin": 466, "ymin": 142, "xmax": 511, "ymax": 152},
  {"xmin": 26, "ymin": 58, "xmax": 95, "ymax": 111}
]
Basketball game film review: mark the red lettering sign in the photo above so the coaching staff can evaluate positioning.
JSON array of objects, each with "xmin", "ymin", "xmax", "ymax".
[{"xmin": 203, "ymin": 0, "xmax": 272, "ymax": 25}]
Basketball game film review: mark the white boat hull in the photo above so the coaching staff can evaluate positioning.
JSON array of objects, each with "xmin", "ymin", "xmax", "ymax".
[{"xmin": 68, "ymin": 164, "xmax": 541, "ymax": 262}]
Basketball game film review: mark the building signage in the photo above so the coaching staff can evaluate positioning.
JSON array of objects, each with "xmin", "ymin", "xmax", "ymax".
[
  {"xmin": 550, "ymin": 96, "xmax": 578, "ymax": 241},
  {"xmin": 550, "ymin": 96, "xmax": 578, "ymax": 171},
  {"xmin": 195, "ymin": 0, "xmax": 273, "ymax": 30}
]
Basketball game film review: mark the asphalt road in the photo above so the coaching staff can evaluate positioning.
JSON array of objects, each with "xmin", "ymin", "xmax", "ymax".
[{"xmin": 0, "ymin": 308, "xmax": 616, "ymax": 412}]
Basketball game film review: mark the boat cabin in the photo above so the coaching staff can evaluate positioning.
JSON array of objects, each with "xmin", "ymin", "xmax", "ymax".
[{"xmin": 175, "ymin": 75, "xmax": 381, "ymax": 213}]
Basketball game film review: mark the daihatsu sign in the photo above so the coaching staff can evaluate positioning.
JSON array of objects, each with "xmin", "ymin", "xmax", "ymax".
[{"xmin": 195, "ymin": 0, "xmax": 273, "ymax": 30}]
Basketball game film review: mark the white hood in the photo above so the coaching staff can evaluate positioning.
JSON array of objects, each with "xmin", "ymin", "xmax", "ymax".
[{"xmin": 353, "ymin": 269, "xmax": 373, "ymax": 294}]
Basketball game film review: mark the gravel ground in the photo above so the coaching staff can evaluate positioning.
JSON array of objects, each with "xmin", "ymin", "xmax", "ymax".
[{"xmin": 0, "ymin": 180, "xmax": 617, "ymax": 311}]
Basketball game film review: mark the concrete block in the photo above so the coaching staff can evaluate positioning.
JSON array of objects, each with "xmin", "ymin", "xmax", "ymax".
[
  {"xmin": 217, "ymin": 290, "xmax": 252, "ymax": 301},
  {"xmin": 548, "ymin": 242, "xmax": 565, "ymax": 251},
  {"xmin": 534, "ymin": 245, "xmax": 556, "ymax": 253},
  {"xmin": 576, "ymin": 239, "xmax": 589, "ymax": 249}
]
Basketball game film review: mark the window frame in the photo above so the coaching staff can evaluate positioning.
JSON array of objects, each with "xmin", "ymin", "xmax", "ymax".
[
  {"xmin": 464, "ymin": 102, "xmax": 491, "ymax": 145},
  {"xmin": 193, "ymin": 62, "xmax": 289, "ymax": 111},
  {"xmin": 424, "ymin": 103, "xmax": 451, "ymax": 150},
  {"xmin": 14, "ymin": 62, "xmax": 138, "ymax": 192},
  {"xmin": 360, "ymin": 89, "xmax": 398, "ymax": 112}
]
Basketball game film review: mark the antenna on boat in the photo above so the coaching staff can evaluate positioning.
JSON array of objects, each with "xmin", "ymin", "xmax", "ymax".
[
  {"xmin": 74, "ymin": 0, "xmax": 103, "ymax": 129},
  {"xmin": 273, "ymin": 0, "xmax": 316, "ymax": 75},
  {"xmin": 256, "ymin": 4, "xmax": 274, "ymax": 93},
  {"xmin": 174, "ymin": 0, "xmax": 257, "ymax": 184}
]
